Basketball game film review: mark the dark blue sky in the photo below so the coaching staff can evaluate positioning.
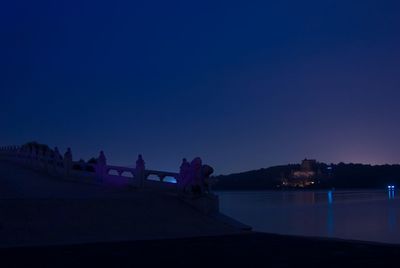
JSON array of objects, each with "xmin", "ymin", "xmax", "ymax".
[{"xmin": 1, "ymin": 0, "xmax": 400, "ymax": 174}]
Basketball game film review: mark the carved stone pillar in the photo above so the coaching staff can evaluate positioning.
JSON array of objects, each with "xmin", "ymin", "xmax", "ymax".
[
  {"xmin": 135, "ymin": 154, "xmax": 146, "ymax": 188},
  {"xmin": 96, "ymin": 151, "xmax": 107, "ymax": 181},
  {"xmin": 64, "ymin": 148, "xmax": 73, "ymax": 177}
]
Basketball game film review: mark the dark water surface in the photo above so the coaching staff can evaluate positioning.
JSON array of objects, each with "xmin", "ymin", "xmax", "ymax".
[{"xmin": 217, "ymin": 190, "xmax": 400, "ymax": 244}]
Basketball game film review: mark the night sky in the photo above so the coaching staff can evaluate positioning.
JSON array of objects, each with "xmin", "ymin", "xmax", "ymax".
[{"xmin": 1, "ymin": 0, "xmax": 400, "ymax": 174}]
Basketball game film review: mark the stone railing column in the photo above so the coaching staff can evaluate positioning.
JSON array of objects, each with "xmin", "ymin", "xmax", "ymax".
[
  {"xmin": 54, "ymin": 147, "xmax": 62, "ymax": 170},
  {"xmin": 37, "ymin": 148, "xmax": 44, "ymax": 170},
  {"xmin": 43, "ymin": 148, "xmax": 50, "ymax": 172},
  {"xmin": 135, "ymin": 154, "xmax": 145, "ymax": 188},
  {"xmin": 32, "ymin": 148, "xmax": 38, "ymax": 168},
  {"xmin": 63, "ymin": 148, "xmax": 73, "ymax": 177},
  {"xmin": 178, "ymin": 158, "xmax": 190, "ymax": 191},
  {"xmin": 13, "ymin": 146, "xmax": 18, "ymax": 162},
  {"xmin": 96, "ymin": 151, "xmax": 107, "ymax": 181},
  {"xmin": 29, "ymin": 148, "xmax": 35, "ymax": 168}
]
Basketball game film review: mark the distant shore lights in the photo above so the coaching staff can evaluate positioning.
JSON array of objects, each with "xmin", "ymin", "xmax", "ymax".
[{"xmin": 388, "ymin": 185, "xmax": 395, "ymax": 199}]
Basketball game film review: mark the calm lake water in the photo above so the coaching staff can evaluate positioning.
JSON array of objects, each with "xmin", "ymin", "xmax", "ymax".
[{"xmin": 217, "ymin": 190, "xmax": 400, "ymax": 244}]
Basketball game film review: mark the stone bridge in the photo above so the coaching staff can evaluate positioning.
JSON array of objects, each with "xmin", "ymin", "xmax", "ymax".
[
  {"xmin": 0, "ymin": 144, "xmax": 180, "ymax": 190},
  {"xmin": 0, "ymin": 143, "xmax": 220, "ymax": 215}
]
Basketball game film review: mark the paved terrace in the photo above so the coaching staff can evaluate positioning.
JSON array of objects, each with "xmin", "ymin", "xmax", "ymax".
[{"xmin": 0, "ymin": 161, "xmax": 240, "ymax": 247}]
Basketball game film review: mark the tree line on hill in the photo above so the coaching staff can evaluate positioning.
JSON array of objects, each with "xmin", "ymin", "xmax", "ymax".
[{"xmin": 212, "ymin": 163, "xmax": 400, "ymax": 190}]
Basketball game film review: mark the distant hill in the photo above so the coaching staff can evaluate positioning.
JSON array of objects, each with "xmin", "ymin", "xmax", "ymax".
[{"xmin": 212, "ymin": 162, "xmax": 400, "ymax": 190}]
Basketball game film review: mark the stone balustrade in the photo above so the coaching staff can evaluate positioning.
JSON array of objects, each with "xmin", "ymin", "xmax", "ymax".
[{"xmin": 0, "ymin": 144, "xmax": 180, "ymax": 189}]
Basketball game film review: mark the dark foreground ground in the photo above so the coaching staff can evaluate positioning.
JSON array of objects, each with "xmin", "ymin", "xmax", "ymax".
[{"xmin": 1, "ymin": 232, "xmax": 399, "ymax": 268}]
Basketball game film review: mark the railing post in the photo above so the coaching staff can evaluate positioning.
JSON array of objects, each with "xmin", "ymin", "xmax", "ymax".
[
  {"xmin": 44, "ymin": 147, "xmax": 50, "ymax": 172},
  {"xmin": 30, "ymin": 147, "xmax": 36, "ymax": 168},
  {"xmin": 63, "ymin": 148, "xmax": 73, "ymax": 177},
  {"xmin": 135, "ymin": 154, "xmax": 145, "ymax": 188},
  {"xmin": 96, "ymin": 151, "xmax": 107, "ymax": 182},
  {"xmin": 54, "ymin": 147, "xmax": 62, "ymax": 172},
  {"xmin": 32, "ymin": 147, "xmax": 38, "ymax": 168},
  {"xmin": 39, "ymin": 148, "xmax": 45, "ymax": 170},
  {"xmin": 178, "ymin": 158, "xmax": 190, "ymax": 191}
]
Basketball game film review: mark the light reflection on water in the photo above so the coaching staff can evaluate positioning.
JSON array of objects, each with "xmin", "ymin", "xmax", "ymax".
[{"xmin": 217, "ymin": 190, "xmax": 400, "ymax": 244}]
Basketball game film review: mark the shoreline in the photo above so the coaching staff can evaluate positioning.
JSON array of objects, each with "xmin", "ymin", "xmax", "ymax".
[{"xmin": 215, "ymin": 188, "xmax": 392, "ymax": 192}]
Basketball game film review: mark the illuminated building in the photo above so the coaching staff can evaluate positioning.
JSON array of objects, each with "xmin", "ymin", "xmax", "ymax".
[{"xmin": 282, "ymin": 159, "xmax": 318, "ymax": 188}]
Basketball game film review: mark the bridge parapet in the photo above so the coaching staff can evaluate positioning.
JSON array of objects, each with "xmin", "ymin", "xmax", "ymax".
[{"xmin": 0, "ymin": 143, "xmax": 215, "ymax": 195}]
